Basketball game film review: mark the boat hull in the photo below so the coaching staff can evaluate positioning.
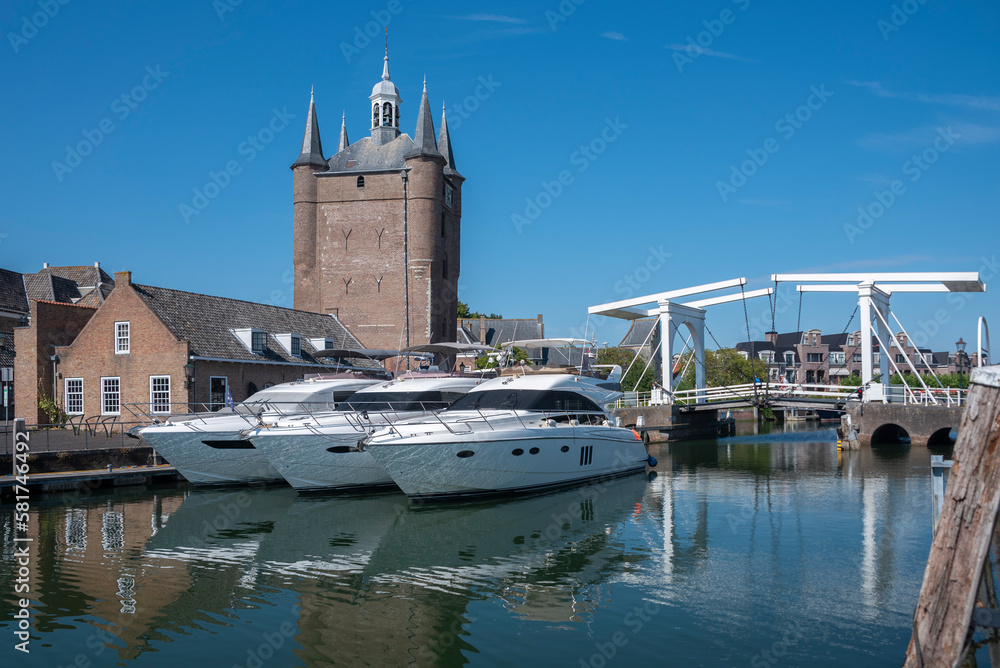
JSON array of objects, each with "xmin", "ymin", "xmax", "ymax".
[
  {"xmin": 366, "ymin": 426, "xmax": 649, "ymax": 500},
  {"xmin": 140, "ymin": 425, "xmax": 284, "ymax": 486},
  {"xmin": 251, "ymin": 427, "xmax": 395, "ymax": 492}
]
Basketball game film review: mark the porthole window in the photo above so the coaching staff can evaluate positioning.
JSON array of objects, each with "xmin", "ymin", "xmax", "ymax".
[
  {"xmin": 357, "ymin": 175, "xmax": 365, "ymax": 188},
  {"xmin": 511, "ymin": 448, "xmax": 524, "ymax": 456},
  {"xmin": 529, "ymin": 447, "xmax": 540, "ymax": 455},
  {"xmin": 560, "ymin": 445, "xmax": 570, "ymax": 453},
  {"xmin": 456, "ymin": 450, "xmax": 475, "ymax": 458}
]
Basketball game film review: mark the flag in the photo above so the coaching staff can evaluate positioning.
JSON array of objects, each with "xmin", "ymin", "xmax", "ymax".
[{"xmin": 226, "ymin": 387, "xmax": 235, "ymax": 412}]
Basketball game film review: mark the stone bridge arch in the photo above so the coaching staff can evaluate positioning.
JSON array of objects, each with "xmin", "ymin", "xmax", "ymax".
[{"xmin": 847, "ymin": 403, "xmax": 963, "ymax": 447}]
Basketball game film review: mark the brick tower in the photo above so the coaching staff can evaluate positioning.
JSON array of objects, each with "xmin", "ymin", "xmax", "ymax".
[{"xmin": 291, "ymin": 49, "xmax": 463, "ymax": 350}]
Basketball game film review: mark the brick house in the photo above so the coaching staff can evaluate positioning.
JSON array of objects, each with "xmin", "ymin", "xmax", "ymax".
[{"xmin": 14, "ymin": 271, "xmax": 368, "ymax": 425}]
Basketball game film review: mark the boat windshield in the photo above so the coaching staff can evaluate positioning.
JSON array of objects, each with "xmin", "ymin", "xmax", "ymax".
[
  {"xmin": 336, "ymin": 391, "xmax": 466, "ymax": 412},
  {"xmin": 237, "ymin": 388, "xmax": 358, "ymax": 415},
  {"xmin": 445, "ymin": 389, "xmax": 602, "ymax": 413}
]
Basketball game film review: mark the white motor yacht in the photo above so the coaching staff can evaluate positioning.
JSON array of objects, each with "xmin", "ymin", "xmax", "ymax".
[
  {"xmin": 362, "ymin": 339, "xmax": 653, "ymax": 500},
  {"xmin": 248, "ymin": 372, "xmax": 488, "ymax": 492},
  {"xmin": 137, "ymin": 374, "xmax": 381, "ymax": 485}
]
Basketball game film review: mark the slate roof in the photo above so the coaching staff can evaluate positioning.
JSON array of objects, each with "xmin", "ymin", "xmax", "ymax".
[
  {"xmin": 133, "ymin": 283, "xmax": 367, "ymax": 366},
  {"xmin": 292, "ymin": 91, "xmax": 326, "ymax": 169},
  {"xmin": 0, "ymin": 268, "xmax": 27, "ymax": 313},
  {"xmin": 619, "ymin": 319, "xmax": 657, "ymax": 348},
  {"xmin": 457, "ymin": 319, "xmax": 543, "ymax": 348},
  {"xmin": 42, "ymin": 265, "xmax": 113, "ymax": 286},
  {"xmin": 324, "ymin": 134, "xmax": 417, "ymax": 173},
  {"xmin": 23, "ymin": 272, "xmax": 82, "ymax": 303}
]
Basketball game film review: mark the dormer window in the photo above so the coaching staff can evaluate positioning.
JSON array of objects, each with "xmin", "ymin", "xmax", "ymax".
[
  {"xmin": 309, "ymin": 337, "xmax": 336, "ymax": 351},
  {"xmin": 251, "ymin": 331, "xmax": 266, "ymax": 353},
  {"xmin": 274, "ymin": 333, "xmax": 302, "ymax": 358},
  {"xmin": 232, "ymin": 328, "xmax": 267, "ymax": 354},
  {"xmin": 357, "ymin": 175, "xmax": 365, "ymax": 188}
]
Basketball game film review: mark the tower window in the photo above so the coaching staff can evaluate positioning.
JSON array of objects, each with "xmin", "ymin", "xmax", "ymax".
[
  {"xmin": 357, "ymin": 175, "xmax": 365, "ymax": 188},
  {"xmin": 372, "ymin": 104, "xmax": 379, "ymax": 127},
  {"xmin": 382, "ymin": 102, "xmax": 392, "ymax": 127},
  {"xmin": 441, "ymin": 212, "xmax": 446, "ymax": 237},
  {"xmin": 442, "ymin": 255, "xmax": 448, "ymax": 278}
]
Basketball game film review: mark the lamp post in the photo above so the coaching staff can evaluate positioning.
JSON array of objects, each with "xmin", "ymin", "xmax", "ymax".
[{"xmin": 956, "ymin": 337, "xmax": 966, "ymax": 394}]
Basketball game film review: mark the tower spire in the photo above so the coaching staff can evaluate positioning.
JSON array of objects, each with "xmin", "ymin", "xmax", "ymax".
[
  {"xmin": 438, "ymin": 102, "xmax": 457, "ymax": 175},
  {"xmin": 410, "ymin": 78, "xmax": 440, "ymax": 157},
  {"xmin": 292, "ymin": 87, "xmax": 325, "ymax": 169},
  {"xmin": 338, "ymin": 110, "xmax": 349, "ymax": 152}
]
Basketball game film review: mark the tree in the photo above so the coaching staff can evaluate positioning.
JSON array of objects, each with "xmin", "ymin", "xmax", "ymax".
[
  {"xmin": 457, "ymin": 301, "xmax": 502, "ymax": 319},
  {"xmin": 474, "ymin": 345, "xmax": 530, "ymax": 369},
  {"xmin": 676, "ymin": 348, "xmax": 770, "ymax": 390},
  {"xmin": 596, "ymin": 347, "xmax": 656, "ymax": 393}
]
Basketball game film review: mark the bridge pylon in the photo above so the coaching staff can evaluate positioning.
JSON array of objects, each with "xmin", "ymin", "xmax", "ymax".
[
  {"xmin": 773, "ymin": 272, "xmax": 986, "ymax": 403},
  {"xmin": 589, "ymin": 278, "xmax": 772, "ymax": 404}
]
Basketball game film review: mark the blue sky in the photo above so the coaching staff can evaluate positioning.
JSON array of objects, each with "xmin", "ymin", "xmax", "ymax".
[{"xmin": 2, "ymin": 0, "xmax": 997, "ymax": 356}]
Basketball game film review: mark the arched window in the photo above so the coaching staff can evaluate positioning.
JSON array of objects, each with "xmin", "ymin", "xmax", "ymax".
[
  {"xmin": 382, "ymin": 102, "xmax": 392, "ymax": 127},
  {"xmin": 372, "ymin": 104, "xmax": 379, "ymax": 127},
  {"xmin": 357, "ymin": 175, "xmax": 365, "ymax": 188}
]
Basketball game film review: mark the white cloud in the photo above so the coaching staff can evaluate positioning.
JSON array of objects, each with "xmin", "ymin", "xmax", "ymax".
[
  {"xmin": 451, "ymin": 13, "xmax": 526, "ymax": 24},
  {"xmin": 846, "ymin": 81, "xmax": 1000, "ymax": 113},
  {"xmin": 602, "ymin": 31, "xmax": 627, "ymax": 41},
  {"xmin": 856, "ymin": 123, "xmax": 1000, "ymax": 151},
  {"xmin": 665, "ymin": 44, "xmax": 756, "ymax": 63}
]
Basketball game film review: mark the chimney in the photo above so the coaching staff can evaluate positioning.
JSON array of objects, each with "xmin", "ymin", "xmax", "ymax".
[
  {"xmin": 114, "ymin": 271, "xmax": 132, "ymax": 286},
  {"xmin": 94, "ymin": 262, "xmax": 100, "ymax": 268},
  {"xmin": 479, "ymin": 315, "xmax": 485, "ymax": 344},
  {"xmin": 42, "ymin": 262, "xmax": 49, "ymax": 269},
  {"xmin": 765, "ymin": 331, "xmax": 778, "ymax": 345},
  {"xmin": 538, "ymin": 314, "xmax": 544, "ymax": 338}
]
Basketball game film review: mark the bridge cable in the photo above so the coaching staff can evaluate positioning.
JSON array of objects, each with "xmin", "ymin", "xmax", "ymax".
[
  {"xmin": 769, "ymin": 278, "xmax": 778, "ymax": 334},
  {"xmin": 796, "ymin": 289, "xmax": 803, "ymax": 333}
]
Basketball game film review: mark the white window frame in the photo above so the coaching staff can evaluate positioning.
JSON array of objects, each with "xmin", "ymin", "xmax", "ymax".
[
  {"xmin": 65, "ymin": 378, "xmax": 84, "ymax": 415},
  {"xmin": 251, "ymin": 331, "xmax": 266, "ymax": 354},
  {"xmin": 115, "ymin": 321, "xmax": 130, "ymax": 354},
  {"xmin": 101, "ymin": 377, "xmax": 121, "ymax": 415},
  {"xmin": 150, "ymin": 376, "xmax": 171, "ymax": 414}
]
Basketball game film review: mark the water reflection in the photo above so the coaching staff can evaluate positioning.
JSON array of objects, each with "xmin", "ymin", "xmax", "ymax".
[{"xmin": 0, "ymin": 431, "xmax": 952, "ymax": 666}]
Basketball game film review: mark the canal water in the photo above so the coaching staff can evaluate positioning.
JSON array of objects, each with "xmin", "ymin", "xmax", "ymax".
[{"xmin": 0, "ymin": 425, "xmax": 964, "ymax": 666}]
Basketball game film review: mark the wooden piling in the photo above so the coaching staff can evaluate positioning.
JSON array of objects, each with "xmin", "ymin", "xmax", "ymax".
[{"xmin": 905, "ymin": 366, "xmax": 1000, "ymax": 667}]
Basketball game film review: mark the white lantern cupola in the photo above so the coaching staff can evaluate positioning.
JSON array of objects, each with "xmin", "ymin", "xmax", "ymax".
[{"xmin": 370, "ymin": 47, "xmax": 401, "ymax": 145}]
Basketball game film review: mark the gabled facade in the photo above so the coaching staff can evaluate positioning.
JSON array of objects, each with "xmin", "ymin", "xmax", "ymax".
[
  {"xmin": 292, "ymin": 49, "xmax": 463, "ymax": 351},
  {"xmin": 14, "ymin": 271, "xmax": 369, "ymax": 424}
]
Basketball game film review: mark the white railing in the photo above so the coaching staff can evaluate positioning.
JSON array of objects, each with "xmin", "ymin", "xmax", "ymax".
[
  {"xmin": 613, "ymin": 383, "xmax": 858, "ymax": 408},
  {"xmin": 901, "ymin": 387, "xmax": 967, "ymax": 407}
]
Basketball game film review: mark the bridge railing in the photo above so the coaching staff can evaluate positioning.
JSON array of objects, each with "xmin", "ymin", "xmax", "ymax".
[
  {"xmin": 614, "ymin": 382, "xmax": 859, "ymax": 408},
  {"xmin": 898, "ymin": 386, "xmax": 968, "ymax": 407}
]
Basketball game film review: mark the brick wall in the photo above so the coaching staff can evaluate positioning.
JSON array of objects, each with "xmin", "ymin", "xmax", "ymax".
[
  {"xmin": 14, "ymin": 301, "xmax": 97, "ymax": 424},
  {"xmin": 294, "ymin": 154, "xmax": 460, "ymax": 350},
  {"xmin": 55, "ymin": 274, "xmax": 189, "ymax": 422}
]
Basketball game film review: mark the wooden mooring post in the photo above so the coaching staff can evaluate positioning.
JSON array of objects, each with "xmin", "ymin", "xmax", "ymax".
[{"xmin": 906, "ymin": 366, "xmax": 1000, "ymax": 667}]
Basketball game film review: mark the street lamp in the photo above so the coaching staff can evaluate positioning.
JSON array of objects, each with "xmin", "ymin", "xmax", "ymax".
[{"xmin": 956, "ymin": 337, "xmax": 966, "ymax": 390}]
